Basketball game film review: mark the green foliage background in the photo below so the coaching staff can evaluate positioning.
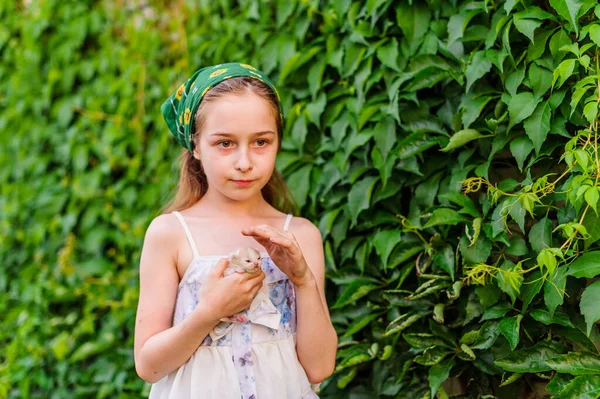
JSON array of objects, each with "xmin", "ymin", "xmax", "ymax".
[{"xmin": 3, "ymin": 0, "xmax": 600, "ymax": 398}]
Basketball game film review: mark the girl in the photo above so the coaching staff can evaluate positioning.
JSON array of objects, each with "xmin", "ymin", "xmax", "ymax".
[{"xmin": 134, "ymin": 62, "xmax": 338, "ymax": 398}]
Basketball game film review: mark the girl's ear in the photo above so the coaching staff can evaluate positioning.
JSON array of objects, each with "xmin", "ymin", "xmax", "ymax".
[{"xmin": 193, "ymin": 147, "xmax": 201, "ymax": 161}]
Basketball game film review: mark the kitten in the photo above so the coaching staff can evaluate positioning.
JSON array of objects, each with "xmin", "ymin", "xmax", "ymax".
[
  {"xmin": 223, "ymin": 246, "xmax": 262, "ymax": 276},
  {"xmin": 209, "ymin": 246, "xmax": 280, "ymax": 341},
  {"xmin": 212, "ymin": 247, "xmax": 263, "ymax": 332}
]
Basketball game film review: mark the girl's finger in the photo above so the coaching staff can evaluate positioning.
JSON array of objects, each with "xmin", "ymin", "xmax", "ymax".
[{"xmin": 269, "ymin": 236, "xmax": 299, "ymax": 254}]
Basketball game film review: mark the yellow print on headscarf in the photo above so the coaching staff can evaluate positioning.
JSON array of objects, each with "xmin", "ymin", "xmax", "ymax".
[
  {"xmin": 176, "ymin": 84, "xmax": 185, "ymax": 100},
  {"xmin": 210, "ymin": 68, "xmax": 228, "ymax": 78},
  {"xmin": 202, "ymin": 86, "xmax": 211, "ymax": 97},
  {"xmin": 184, "ymin": 108, "xmax": 191, "ymax": 125},
  {"xmin": 240, "ymin": 64, "xmax": 257, "ymax": 71}
]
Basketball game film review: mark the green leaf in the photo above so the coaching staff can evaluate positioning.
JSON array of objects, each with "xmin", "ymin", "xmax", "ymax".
[
  {"xmin": 499, "ymin": 315, "xmax": 523, "ymax": 350},
  {"xmin": 589, "ymin": 24, "xmax": 600, "ymax": 46},
  {"xmin": 347, "ymin": 176, "xmax": 379, "ymax": 228},
  {"xmin": 583, "ymin": 101, "xmax": 598, "ymax": 125},
  {"xmin": 523, "ymin": 102, "xmax": 550, "ymax": 154},
  {"xmin": 372, "ymin": 229, "xmax": 402, "ymax": 266},
  {"xmin": 429, "ymin": 356, "xmax": 456, "ymax": 399},
  {"xmin": 547, "ymin": 352, "xmax": 600, "ymax": 375},
  {"xmin": 461, "ymin": 95, "xmax": 495, "ymax": 128},
  {"xmin": 459, "ymin": 235, "xmax": 492, "ymax": 264},
  {"xmin": 510, "ymin": 136, "xmax": 534, "ymax": 171},
  {"xmin": 529, "ymin": 217, "xmax": 553, "ymax": 253},
  {"xmin": 509, "ymin": 91, "xmax": 540, "ymax": 128},
  {"xmin": 553, "ymin": 325, "xmax": 600, "ymax": 354},
  {"xmin": 567, "ymin": 251, "xmax": 600, "ymax": 278},
  {"xmin": 580, "ymin": 280, "xmax": 600, "ymax": 336},
  {"xmin": 507, "ymin": 236, "xmax": 528, "ymax": 256},
  {"xmin": 583, "ymin": 209, "xmax": 600, "ymax": 250},
  {"xmin": 383, "ymin": 312, "xmax": 427, "ymax": 337},
  {"xmin": 496, "ymin": 261, "xmax": 524, "ymax": 304},
  {"xmin": 447, "ymin": 10, "xmax": 481, "ymax": 46},
  {"xmin": 415, "ymin": 346, "xmax": 453, "ymax": 366},
  {"xmin": 504, "ymin": 0, "xmax": 518, "ymax": 13},
  {"xmin": 395, "ymin": 2, "xmax": 431, "ymax": 53},
  {"xmin": 286, "ymin": 164, "xmax": 312, "ymax": 210},
  {"xmin": 373, "ymin": 117, "xmax": 397, "ymax": 160},
  {"xmin": 403, "ymin": 333, "xmax": 453, "ymax": 349},
  {"xmin": 494, "ymin": 340, "xmax": 568, "ymax": 372},
  {"xmin": 423, "ymin": 208, "xmax": 469, "ymax": 228},
  {"xmin": 520, "ymin": 269, "xmax": 545, "ymax": 313},
  {"xmin": 505, "ymin": 68, "xmax": 525, "ymax": 97},
  {"xmin": 529, "ymin": 64, "xmax": 553, "ymax": 100},
  {"xmin": 458, "ymin": 343, "xmax": 476, "ymax": 361},
  {"xmin": 440, "ymin": 129, "xmax": 488, "ymax": 152},
  {"xmin": 530, "ymin": 309, "xmax": 574, "ymax": 327},
  {"xmin": 538, "ymin": 248, "xmax": 558, "ymax": 276},
  {"xmin": 475, "ymin": 285, "xmax": 501, "ymax": 309},
  {"xmin": 514, "ymin": 17, "xmax": 542, "ymax": 42},
  {"xmin": 341, "ymin": 312, "xmax": 381, "ymax": 338},
  {"xmin": 290, "ymin": 114, "xmax": 308, "ymax": 148},
  {"xmin": 585, "ymin": 187, "xmax": 599, "ymax": 214},
  {"xmin": 555, "ymin": 375, "xmax": 600, "ymax": 398},
  {"xmin": 439, "ymin": 191, "xmax": 480, "ymax": 218},
  {"xmin": 544, "ymin": 266, "xmax": 568, "ymax": 317},
  {"xmin": 552, "ymin": 58, "xmax": 576, "ymax": 89},
  {"xmin": 570, "ymin": 79, "xmax": 595, "ymax": 115},
  {"xmin": 432, "ymin": 245, "xmax": 455, "ymax": 280},
  {"xmin": 335, "ymin": 352, "xmax": 372, "ymax": 372},
  {"xmin": 276, "ymin": 0, "xmax": 296, "ymax": 28},
  {"xmin": 465, "ymin": 51, "xmax": 492, "ymax": 91},
  {"xmin": 376, "ymin": 38, "xmax": 401, "ymax": 71},
  {"xmin": 546, "ymin": 373, "xmax": 573, "ymax": 394},
  {"xmin": 481, "ymin": 301, "xmax": 512, "ymax": 321},
  {"xmin": 333, "ymin": 280, "xmax": 380, "ymax": 309},
  {"xmin": 472, "ymin": 321, "xmax": 501, "ymax": 350},
  {"xmin": 549, "ymin": 0, "xmax": 583, "ymax": 36}
]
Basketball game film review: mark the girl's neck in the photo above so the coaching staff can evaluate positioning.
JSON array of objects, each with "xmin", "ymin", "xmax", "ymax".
[{"xmin": 189, "ymin": 188, "xmax": 274, "ymax": 219}]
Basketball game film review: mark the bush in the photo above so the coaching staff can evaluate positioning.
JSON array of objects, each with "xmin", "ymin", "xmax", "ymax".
[{"xmin": 2, "ymin": 0, "xmax": 600, "ymax": 398}]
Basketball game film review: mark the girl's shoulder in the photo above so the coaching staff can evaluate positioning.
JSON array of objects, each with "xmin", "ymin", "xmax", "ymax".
[
  {"xmin": 284, "ymin": 215, "xmax": 322, "ymax": 244},
  {"xmin": 144, "ymin": 213, "xmax": 184, "ymax": 250}
]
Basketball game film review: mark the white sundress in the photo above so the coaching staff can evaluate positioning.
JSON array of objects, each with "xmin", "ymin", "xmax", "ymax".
[{"xmin": 148, "ymin": 211, "xmax": 320, "ymax": 399}]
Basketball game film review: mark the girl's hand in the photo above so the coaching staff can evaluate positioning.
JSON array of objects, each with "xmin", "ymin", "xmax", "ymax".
[
  {"xmin": 241, "ymin": 224, "xmax": 313, "ymax": 288},
  {"xmin": 199, "ymin": 258, "xmax": 265, "ymax": 321}
]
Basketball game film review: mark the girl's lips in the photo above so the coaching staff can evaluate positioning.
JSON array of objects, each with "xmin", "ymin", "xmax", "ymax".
[{"xmin": 232, "ymin": 180, "xmax": 254, "ymax": 186}]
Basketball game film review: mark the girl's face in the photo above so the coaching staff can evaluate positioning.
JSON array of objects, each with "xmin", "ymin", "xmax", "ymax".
[{"xmin": 193, "ymin": 91, "xmax": 279, "ymax": 200}]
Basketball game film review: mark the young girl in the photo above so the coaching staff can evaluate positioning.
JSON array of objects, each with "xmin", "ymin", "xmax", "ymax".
[{"xmin": 134, "ymin": 62, "xmax": 338, "ymax": 398}]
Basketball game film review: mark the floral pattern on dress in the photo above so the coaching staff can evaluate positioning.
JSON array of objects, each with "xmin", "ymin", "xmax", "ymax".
[{"xmin": 172, "ymin": 255, "xmax": 299, "ymax": 397}]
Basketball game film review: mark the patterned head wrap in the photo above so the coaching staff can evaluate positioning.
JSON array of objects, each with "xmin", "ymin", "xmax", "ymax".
[{"xmin": 160, "ymin": 62, "xmax": 284, "ymax": 153}]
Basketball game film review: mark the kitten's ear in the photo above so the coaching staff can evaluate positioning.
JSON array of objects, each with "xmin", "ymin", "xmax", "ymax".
[{"xmin": 249, "ymin": 247, "xmax": 260, "ymax": 257}]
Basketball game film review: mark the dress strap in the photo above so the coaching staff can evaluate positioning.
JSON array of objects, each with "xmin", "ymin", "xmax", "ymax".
[
  {"xmin": 282, "ymin": 214, "xmax": 293, "ymax": 231},
  {"xmin": 172, "ymin": 211, "xmax": 200, "ymax": 259}
]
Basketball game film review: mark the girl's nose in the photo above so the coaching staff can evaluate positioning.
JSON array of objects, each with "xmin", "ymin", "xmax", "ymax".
[{"xmin": 235, "ymin": 150, "xmax": 253, "ymax": 171}]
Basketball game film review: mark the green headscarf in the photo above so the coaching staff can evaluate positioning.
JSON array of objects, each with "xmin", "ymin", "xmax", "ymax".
[{"xmin": 160, "ymin": 62, "xmax": 284, "ymax": 153}]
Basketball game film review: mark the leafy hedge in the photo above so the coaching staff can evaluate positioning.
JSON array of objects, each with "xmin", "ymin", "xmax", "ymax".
[{"xmin": 2, "ymin": 0, "xmax": 600, "ymax": 398}]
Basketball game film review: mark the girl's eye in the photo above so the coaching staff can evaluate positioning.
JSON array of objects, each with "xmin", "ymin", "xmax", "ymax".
[{"xmin": 217, "ymin": 139, "xmax": 269, "ymax": 148}]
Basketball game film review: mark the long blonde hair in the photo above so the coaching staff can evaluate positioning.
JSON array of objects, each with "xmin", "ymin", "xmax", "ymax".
[{"xmin": 160, "ymin": 77, "xmax": 298, "ymax": 216}]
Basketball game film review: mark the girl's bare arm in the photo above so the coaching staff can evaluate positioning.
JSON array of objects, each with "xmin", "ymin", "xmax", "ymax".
[
  {"xmin": 133, "ymin": 214, "xmax": 221, "ymax": 383},
  {"xmin": 294, "ymin": 220, "xmax": 338, "ymax": 384},
  {"xmin": 134, "ymin": 214, "xmax": 265, "ymax": 383}
]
